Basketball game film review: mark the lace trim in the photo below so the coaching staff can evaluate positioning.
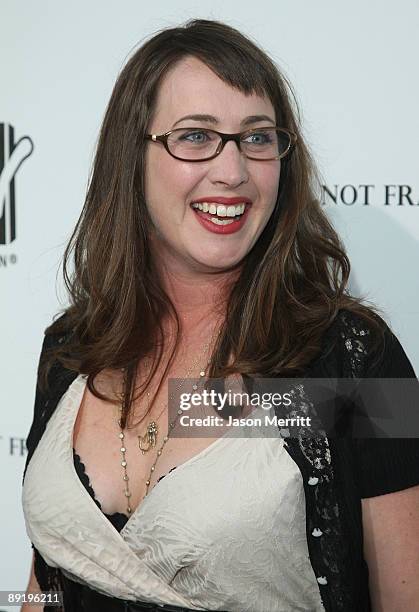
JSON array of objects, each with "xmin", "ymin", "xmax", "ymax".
[
  {"xmin": 72, "ymin": 449, "xmax": 177, "ymax": 527},
  {"xmin": 338, "ymin": 310, "xmax": 370, "ymax": 379},
  {"xmin": 280, "ymin": 310, "xmax": 372, "ymax": 610},
  {"xmin": 72, "ymin": 449, "xmax": 129, "ymax": 532}
]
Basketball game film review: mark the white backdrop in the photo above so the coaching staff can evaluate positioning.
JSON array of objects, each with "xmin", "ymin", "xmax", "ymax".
[{"xmin": 1, "ymin": 0, "xmax": 418, "ymax": 601}]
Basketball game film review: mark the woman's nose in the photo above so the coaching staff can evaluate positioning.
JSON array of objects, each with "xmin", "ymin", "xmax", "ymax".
[{"xmin": 207, "ymin": 140, "xmax": 249, "ymax": 187}]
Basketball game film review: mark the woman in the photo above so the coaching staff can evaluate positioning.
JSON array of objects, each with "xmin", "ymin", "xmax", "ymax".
[{"xmin": 22, "ymin": 18, "xmax": 419, "ymax": 612}]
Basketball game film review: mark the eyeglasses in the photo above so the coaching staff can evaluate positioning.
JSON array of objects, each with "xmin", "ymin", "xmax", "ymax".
[{"xmin": 145, "ymin": 127, "xmax": 297, "ymax": 162}]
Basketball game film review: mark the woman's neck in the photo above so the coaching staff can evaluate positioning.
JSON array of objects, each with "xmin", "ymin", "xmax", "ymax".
[{"xmin": 157, "ymin": 261, "xmax": 239, "ymax": 331}]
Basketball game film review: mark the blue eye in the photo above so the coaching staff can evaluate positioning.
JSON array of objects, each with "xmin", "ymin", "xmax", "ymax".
[
  {"xmin": 243, "ymin": 132, "xmax": 273, "ymax": 145},
  {"xmin": 179, "ymin": 130, "xmax": 211, "ymax": 144}
]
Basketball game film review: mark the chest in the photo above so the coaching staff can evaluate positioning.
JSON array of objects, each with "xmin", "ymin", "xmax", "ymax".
[{"xmin": 72, "ymin": 374, "xmax": 222, "ymax": 515}]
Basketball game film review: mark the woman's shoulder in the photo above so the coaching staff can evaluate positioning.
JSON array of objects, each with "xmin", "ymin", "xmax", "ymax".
[
  {"xmin": 43, "ymin": 310, "xmax": 74, "ymax": 344},
  {"xmin": 317, "ymin": 307, "xmax": 416, "ymax": 379},
  {"xmin": 35, "ymin": 310, "xmax": 79, "ymax": 397},
  {"xmin": 316, "ymin": 309, "xmax": 419, "ymax": 498}
]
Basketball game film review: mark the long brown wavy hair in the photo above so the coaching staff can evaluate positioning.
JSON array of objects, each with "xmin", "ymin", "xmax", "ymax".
[{"xmin": 40, "ymin": 18, "xmax": 385, "ymax": 426}]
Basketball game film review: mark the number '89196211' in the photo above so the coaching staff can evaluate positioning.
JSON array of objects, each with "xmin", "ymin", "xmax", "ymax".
[{"xmin": 0, "ymin": 590, "xmax": 63, "ymax": 605}]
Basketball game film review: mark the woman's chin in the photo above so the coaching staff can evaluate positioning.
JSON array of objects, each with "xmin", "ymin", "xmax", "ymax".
[{"xmin": 188, "ymin": 251, "xmax": 245, "ymax": 274}]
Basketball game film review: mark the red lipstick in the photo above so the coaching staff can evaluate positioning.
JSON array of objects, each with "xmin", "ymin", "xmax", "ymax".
[{"xmin": 190, "ymin": 197, "xmax": 252, "ymax": 235}]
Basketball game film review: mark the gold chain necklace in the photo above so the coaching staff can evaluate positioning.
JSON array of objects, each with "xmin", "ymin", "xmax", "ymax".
[{"xmin": 117, "ymin": 330, "xmax": 219, "ymax": 515}]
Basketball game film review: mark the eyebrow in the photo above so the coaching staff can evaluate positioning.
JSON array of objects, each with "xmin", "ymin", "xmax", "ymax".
[{"xmin": 172, "ymin": 113, "xmax": 276, "ymax": 128}]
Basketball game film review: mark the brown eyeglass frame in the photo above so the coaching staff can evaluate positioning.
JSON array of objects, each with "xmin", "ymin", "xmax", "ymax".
[{"xmin": 144, "ymin": 127, "xmax": 297, "ymax": 161}]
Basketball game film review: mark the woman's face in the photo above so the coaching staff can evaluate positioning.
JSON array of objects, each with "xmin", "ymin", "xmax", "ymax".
[{"xmin": 144, "ymin": 56, "xmax": 281, "ymax": 275}]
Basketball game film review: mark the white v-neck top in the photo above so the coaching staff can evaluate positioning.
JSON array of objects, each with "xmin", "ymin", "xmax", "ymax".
[{"xmin": 22, "ymin": 374, "xmax": 325, "ymax": 611}]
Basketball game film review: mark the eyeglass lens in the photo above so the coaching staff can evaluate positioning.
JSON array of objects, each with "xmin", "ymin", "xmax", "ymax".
[{"xmin": 166, "ymin": 128, "xmax": 290, "ymax": 160}]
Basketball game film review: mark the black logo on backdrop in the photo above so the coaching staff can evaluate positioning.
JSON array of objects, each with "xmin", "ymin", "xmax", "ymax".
[
  {"xmin": 0, "ymin": 123, "xmax": 34, "ymax": 245},
  {"xmin": 322, "ymin": 184, "xmax": 419, "ymax": 206}
]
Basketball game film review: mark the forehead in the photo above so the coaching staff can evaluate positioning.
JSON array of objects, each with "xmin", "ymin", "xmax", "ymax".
[{"xmin": 151, "ymin": 56, "xmax": 275, "ymax": 129}]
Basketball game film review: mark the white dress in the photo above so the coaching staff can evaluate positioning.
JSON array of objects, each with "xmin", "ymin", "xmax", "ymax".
[{"xmin": 22, "ymin": 374, "xmax": 325, "ymax": 611}]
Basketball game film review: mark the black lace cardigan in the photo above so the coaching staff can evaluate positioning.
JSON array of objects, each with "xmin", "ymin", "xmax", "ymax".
[{"xmin": 22, "ymin": 310, "xmax": 419, "ymax": 612}]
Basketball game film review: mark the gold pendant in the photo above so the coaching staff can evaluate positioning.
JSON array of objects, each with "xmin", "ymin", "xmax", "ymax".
[{"xmin": 138, "ymin": 421, "xmax": 158, "ymax": 455}]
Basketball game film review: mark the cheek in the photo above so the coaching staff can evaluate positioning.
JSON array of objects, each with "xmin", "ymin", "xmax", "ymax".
[
  {"xmin": 146, "ymin": 148, "xmax": 204, "ymax": 201},
  {"xmin": 253, "ymin": 163, "xmax": 281, "ymax": 209},
  {"xmin": 144, "ymin": 151, "xmax": 207, "ymax": 232}
]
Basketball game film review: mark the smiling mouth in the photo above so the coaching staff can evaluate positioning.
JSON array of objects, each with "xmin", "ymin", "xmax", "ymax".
[{"xmin": 190, "ymin": 201, "xmax": 248, "ymax": 225}]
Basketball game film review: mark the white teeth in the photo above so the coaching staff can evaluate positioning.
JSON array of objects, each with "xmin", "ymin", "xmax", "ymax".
[
  {"xmin": 191, "ymin": 202, "xmax": 247, "ymax": 217},
  {"xmin": 209, "ymin": 217, "xmax": 235, "ymax": 225}
]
